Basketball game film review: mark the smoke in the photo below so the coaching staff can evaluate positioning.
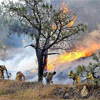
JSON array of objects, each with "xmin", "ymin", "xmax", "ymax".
[
  {"xmin": 69, "ymin": 0, "xmax": 100, "ymax": 32},
  {"xmin": 81, "ymin": 28, "xmax": 100, "ymax": 47},
  {"xmin": 0, "ymin": 45, "xmax": 38, "ymax": 81},
  {"xmin": 52, "ymin": 56, "xmax": 94, "ymax": 84},
  {"xmin": 50, "ymin": 27, "xmax": 100, "ymax": 84},
  {"xmin": 1, "ymin": 26, "xmax": 100, "ymax": 84},
  {"xmin": 0, "ymin": 34, "xmax": 96, "ymax": 84},
  {"xmin": 0, "ymin": 0, "xmax": 100, "ymax": 84},
  {"xmin": 44, "ymin": 0, "xmax": 51, "ymax": 4},
  {"xmin": 50, "ymin": 0, "xmax": 100, "ymax": 32}
]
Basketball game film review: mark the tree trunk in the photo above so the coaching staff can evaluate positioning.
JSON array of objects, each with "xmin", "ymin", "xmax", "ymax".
[
  {"xmin": 35, "ymin": 38, "xmax": 48, "ymax": 82},
  {"xmin": 35, "ymin": 38, "xmax": 44, "ymax": 82},
  {"xmin": 43, "ymin": 50, "xmax": 48, "ymax": 72},
  {"xmin": 37, "ymin": 53, "xmax": 44, "ymax": 82},
  {"xmin": 38, "ymin": 61, "xmax": 44, "ymax": 82}
]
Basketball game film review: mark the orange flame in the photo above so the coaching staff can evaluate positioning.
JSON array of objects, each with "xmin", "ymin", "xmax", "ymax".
[
  {"xmin": 67, "ymin": 16, "xmax": 77, "ymax": 27},
  {"xmin": 61, "ymin": 2, "xmax": 77, "ymax": 27},
  {"xmin": 52, "ymin": 2, "xmax": 76, "ymax": 30},
  {"xmin": 61, "ymin": 2, "xmax": 71, "ymax": 14},
  {"xmin": 31, "ymin": 69, "xmax": 37, "ymax": 73},
  {"xmin": 52, "ymin": 23, "xmax": 57, "ymax": 30},
  {"xmin": 47, "ymin": 43, "xmax": 100, "ymax": 71},
  {"xmin": 48, "ymin": 2, "xmax": 96, "ymax": 71}
]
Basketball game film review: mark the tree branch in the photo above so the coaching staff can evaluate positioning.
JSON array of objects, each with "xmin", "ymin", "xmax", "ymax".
[
  {"xmin": 56, "ymin": 33, "xmax": 76, "ymax": 44},
  {"xmin": 23, "ymin": 15, "xmax": 39, "ymax": 30},
  {"xmin": 43, "ymin": 18, "xmax": 62, "ymax": 51},
  {"xmin": 24, "ymin": 44, "xmax": 41, "ymax": 50},
  {"xmin": 43, "ymin": 53, "xmax": 60, "ymax": 56}
]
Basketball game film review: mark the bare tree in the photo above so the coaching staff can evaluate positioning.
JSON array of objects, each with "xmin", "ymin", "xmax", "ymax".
[{"xmin": 2, "ymin": 0, "xmax": 87, "ymax": 82}]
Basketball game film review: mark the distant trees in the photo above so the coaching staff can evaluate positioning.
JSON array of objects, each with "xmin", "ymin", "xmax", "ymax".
[
  {"xmin": 0, "ymin": 12, "xmax": 9, "ymax": 48},
  {"xmin": 2, "ymin": 0, "xmax": 87, "ymax": 82},
  {"xmin": 0, "ymin": 5, "xmax": 23, "ymax": 48},
  {"xmin": 77, "ymin": 65, "xmax": 86, "ymax": 77}
]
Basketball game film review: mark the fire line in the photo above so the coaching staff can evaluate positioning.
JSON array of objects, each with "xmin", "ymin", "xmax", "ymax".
[{"xmin": 47, "ymin": 43, "xmax": 100, "ymax": 71}]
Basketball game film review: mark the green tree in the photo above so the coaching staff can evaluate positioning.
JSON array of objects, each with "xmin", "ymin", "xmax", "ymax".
[
  {"xmin": 87, "ymin": 52, "xmax": 100, "ymax": 78},
  {"xmin": 2, "ymin": 0, "xmax": 87, "ymax": 82},
  {"xmin": 78, "ymin": 52, "xmax": 100, "ymax": 79},
  {"xmin": 77, "ymin": 65, "xmax": 86, "ymax": 77}
]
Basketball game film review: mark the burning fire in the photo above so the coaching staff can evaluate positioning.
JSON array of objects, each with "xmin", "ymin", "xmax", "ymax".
[
  {"xmin": 61, "ymin": 2, "xmax": 77, "ymax": 27},
  {"xmin": 46, "ymin": 2, "xmax": 100, "ymax": 71},
  {"xmin": 46, "ymin": 2, "xmax": 78, "ymax": 71},
  {"xmin": 61, "ymin": 2, "xmax": 71, "ymax": 14},
  {"xmin": 31, "ymin": 69, "xmax": 37, "ymax": 73},
  {"xmin": 52, "ymin": 23, "xmax": 57, "ymax": 30},
  {"xmin": 67, "ymin": 16, "xmax": 77, "ymax": 27},
  {"xmin": 52, "ymin": 2, "xmax": 77, "ymax": 30},
  {"xmin": 47, "ymin": 43, "xmax": 100, "ymax": 71}
]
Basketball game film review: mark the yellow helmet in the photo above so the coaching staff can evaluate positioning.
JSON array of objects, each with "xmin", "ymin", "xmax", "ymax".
[
  {"xmin": 1, "ymin": 65, "xmax": 6, "ymax": 70},
  {"xmin": 3, "ymin": 45, "xmax": 7, "ymax": 49},
  {"xmin": 68, "ymin": 73, "xmax": 70, "ymax": 76},
  {"xmin": 88, "ymin": 73, "xmax": 91, "ymax": 75}
]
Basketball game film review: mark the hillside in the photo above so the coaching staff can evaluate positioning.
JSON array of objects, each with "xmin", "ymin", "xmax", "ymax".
[{"xmin": 0, "ymin": 80, "xmax": 100, "ymax": 100}]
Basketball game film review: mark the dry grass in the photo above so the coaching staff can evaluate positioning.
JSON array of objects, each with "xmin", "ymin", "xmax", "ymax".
[
  {"xmin": 0, "ymin": 80, "xmax": 100, "ymax": 100},
  {"xmin": 0, "ymin": 80, "xmax": 58, "ymax": 100}
]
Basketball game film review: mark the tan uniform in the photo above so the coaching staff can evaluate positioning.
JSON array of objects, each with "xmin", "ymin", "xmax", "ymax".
[
  {"xmin": 3, "ymin": 45, "xmax": 7, "ymax": 50},
  {"xmin": 0, "ymin": 65, "xmax": 9, "ymax": 79},
  {"xmin": 87, "ymin": 73, "xmax": 94, "ymax": 81},
  {"xmin": 76, "ymin": 76, "xmax": 81, "ymax": 84},
  {"xmin": 3, "ymin": 45, "xmax": 7, "ymax": 52},
  {"xmin": 44, "ymin": 71, "xmax": 56, "ymax": 84},
  {"xmin": 68, "ymin": 72, "xmax": 80, "ymax": 84},
  {"xmin": 87, "ymin": 73, "xmax": 94, "ymax": 84}
]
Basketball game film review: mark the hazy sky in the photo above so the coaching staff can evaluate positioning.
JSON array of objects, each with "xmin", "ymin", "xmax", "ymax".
[
  {"xmin": 0, "ymin": 0, "xmax": 18, "ymax": 4},
  {"xmin": 0, "ymin": 0, "xmax": 51, "ymax": 3}
]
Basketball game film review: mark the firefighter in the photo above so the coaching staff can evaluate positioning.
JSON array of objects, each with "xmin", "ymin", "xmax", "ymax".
[
  {"xmin": 3, "ymin": 45, "xmax": 7, "ymax": 53},
  {"xmin": 16, "ymin": 71, "xmax": 25, "ymax": 82},
  {"xmin": 0, "ymin": 65, "xmax": 9, "ymax": 79},
  {"xmin": 22, "ymin": 39, "xmax": 25, "ymax": 44},
  {"xmin": 43, "ymin": 71, "xmax": 56, "ymax": 84},
  {"xmin": 86, "ymin": 72, "xmax": 94, "ymax": 84},
  {"xmin": 68, "ymin": 70, "xmax": 80, "ymax": 84}
]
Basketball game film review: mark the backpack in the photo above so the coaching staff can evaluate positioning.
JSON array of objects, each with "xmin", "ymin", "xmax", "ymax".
[{"xmin": 16, "ymin": 71, "xmax": 23, "ymax": 77}]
